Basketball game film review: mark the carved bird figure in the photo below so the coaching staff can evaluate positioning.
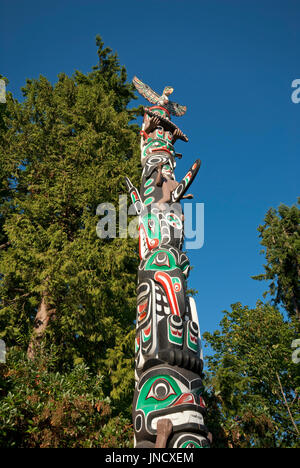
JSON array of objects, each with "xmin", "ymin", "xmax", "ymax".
[{"xmin": 132, "ymin": 76, "xmax": 187, "ymax": 117}]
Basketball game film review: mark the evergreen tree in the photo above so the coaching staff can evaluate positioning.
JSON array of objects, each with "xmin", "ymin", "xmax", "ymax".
[
  {"xmin": 253, "ymin": 200, "xmax": 300, "ymax": 321},
  {"xmin": 0, "ymin": 36, "xmax": 141, "ymax": 445}
]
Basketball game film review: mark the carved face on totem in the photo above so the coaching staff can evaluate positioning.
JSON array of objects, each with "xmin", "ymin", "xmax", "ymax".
[
  {"xmin": 135, "ymin": 245, "xmax": 189, "ymax": 370},
  {"xmin": 133, "ymin": 365, "xmax": 208, "ymax": 448},
  {"xmin": 141, "ymin": 136, "xmax": 176, "ymax": 168}
]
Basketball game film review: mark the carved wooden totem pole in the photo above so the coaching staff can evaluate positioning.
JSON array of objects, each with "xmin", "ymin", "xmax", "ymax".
[{"xmin": 125, "ymin": 77, "xmax": 210, "ymax": 449}]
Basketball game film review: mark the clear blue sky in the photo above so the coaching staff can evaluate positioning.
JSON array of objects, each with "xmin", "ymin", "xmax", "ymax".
[{"xmin": 1, "ymin": 1, "xmax": 299, "ymax": 357}]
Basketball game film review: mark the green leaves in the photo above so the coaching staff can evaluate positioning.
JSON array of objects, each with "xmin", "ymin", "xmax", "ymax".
[
  {"xmin": 0, "ymin": 346, "xmax": 133, "ymax": 448},
  {"xmin": 204, "ymin": 302, "xmax": 300, "ymax": 447},
  {"xmin": 203, "ymin": 200, "xmax": 300, "ymax": 448},
  {"xmin": 0, "ymin": 35, "xmax": 139, "ymax": 446},
  {"xmin": 253, "ymin": 199, "xmax": 300, "ymax": 321}
]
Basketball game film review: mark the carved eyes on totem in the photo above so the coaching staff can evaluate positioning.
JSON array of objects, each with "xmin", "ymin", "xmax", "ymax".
[
  {"xmin": 146, "ymin": 378, "xmax": 176, "ymax": 401},
  {"xmin": 151, "ymin": 252, "xmax": 170, "ymax": 267}
]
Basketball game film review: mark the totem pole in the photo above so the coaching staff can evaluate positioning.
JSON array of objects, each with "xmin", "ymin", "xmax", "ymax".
[{"xmin": 125, "ymin": 77, "xmax": 210, "ymax": 449}]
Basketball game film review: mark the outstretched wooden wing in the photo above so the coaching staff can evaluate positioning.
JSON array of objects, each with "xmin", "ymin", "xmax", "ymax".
[
  {"xmin": 166, "ymin": 101, "xmax": 187, "ymax": 117},
  {"xmin": 124, "ymin": 176, "xmax": 143, "ymax": 215},
  {"xmin": 171, "ymin": 159, "xmax": 201, "ymax": 202},
  {"xmin": 132, "ymin": 76, "xmax": 160, "ymax": 105}
]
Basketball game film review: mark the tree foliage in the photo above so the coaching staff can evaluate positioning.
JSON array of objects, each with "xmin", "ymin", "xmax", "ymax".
[
  {"xmin": 204, "ymin": 302, "xmax": 299, "ymax": 447},
  {"xmin": 0, "ymin": 36, "xmax": 140, "ymax": 446},
  {"xmin": 253, "ymin": 200, "xmax": 300, "ymax": 321},
  {"xmin": 0, "ymin": 345, "xmax": 133, "ymax": 448},
  {"xmin": 204, "ymin": 200, "xmax": 300, "ymax": 448}
]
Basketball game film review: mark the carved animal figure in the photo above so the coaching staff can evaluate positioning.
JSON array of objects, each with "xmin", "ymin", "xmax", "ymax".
[{"xmin": 133, "ymin": 76, "xmax": 187, "ymax": 117}]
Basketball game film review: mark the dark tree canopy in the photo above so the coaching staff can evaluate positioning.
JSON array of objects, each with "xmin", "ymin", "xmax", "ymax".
[{"xmin": 0, "ymin": 36, "xmax": 141, "ymax": 447}]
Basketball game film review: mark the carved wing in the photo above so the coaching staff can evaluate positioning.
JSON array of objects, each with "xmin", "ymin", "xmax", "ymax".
[
  {"xmin": 166, "ymin": 100, "xmax": 187, "ymax": 117},
  {"xmin": 132, "ymin": 76, "xmax": 160, "ymax": 105},
  {"xmin": 124, "ymin": 176, "xmax": 143, "ymax": 215},
  {"xmin": 171, "ymin": 159, "xmax": 201, "ymax": 202}
]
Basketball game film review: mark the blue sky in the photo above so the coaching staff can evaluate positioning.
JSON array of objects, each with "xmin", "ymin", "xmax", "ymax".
[{"xmin": 1, "ymin": 1, "xmax": 299, "ymax": 357}]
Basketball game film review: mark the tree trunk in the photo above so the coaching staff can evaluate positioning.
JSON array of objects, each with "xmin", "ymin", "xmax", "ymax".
[
  {"xmin": 27, "ymin": 291, "xmax": 56, "ymax": 360},
  {"xmin": 275, "ymin": 370, "xmax": 299, "ymax": 436}
]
